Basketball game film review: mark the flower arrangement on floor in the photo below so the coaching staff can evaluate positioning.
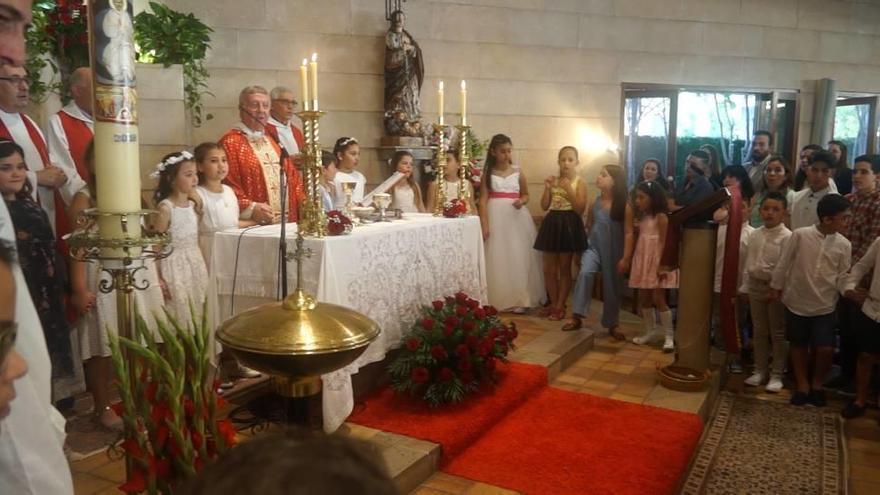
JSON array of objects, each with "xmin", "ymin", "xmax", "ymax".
[
  {"xmin": 109, "ymin": 304, "xmax": 235, "ymax": 494},
  {"xmin": 388, "ymin": 292, "xmax": 518, "ymax": 406},
  {"xmin": 326, "ymin": 210, "xmax": 353, "ymax": 235},
  {"xmin": 442, "ymin": 198, "xmax": 468, "ymax": 218}
]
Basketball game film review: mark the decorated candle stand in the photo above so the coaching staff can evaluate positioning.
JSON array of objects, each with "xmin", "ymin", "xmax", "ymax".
[
  {"xmin": 295, "ymin": 54, "xmax": 328, "ymax": 237},
  {"xmin": 431, "ymin": 122, "xmax": 448, "ymax": 216},
  {"xmin": 455, "ymin": 123, "xmax": 472, "ymax": 213}
]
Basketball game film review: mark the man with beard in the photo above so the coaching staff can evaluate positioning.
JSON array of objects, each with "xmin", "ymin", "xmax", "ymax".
[
  {"xmin": 745, "ymin": 130, "xmax": 773, "ymax": 194},
  {"xmin": 219, "ymin": 85, "xmax": 303, "ymax": 225}
]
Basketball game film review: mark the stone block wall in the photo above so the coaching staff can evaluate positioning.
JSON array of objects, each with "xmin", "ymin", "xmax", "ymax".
[{"xmin": 152, "ymin": 0, "xmax": 880, "ymax": 214}]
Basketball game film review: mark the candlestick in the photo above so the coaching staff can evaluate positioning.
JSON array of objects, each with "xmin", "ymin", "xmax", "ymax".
[
  {"xmin": 460, "ymin": 80, "xmax": 467, "ymax": 127},
  {"xmin": 438, "ymin": 80, "xmax": 444, "ymax": 125},
  {"xmin": 456, "ymin": 124, "xmax": 472, "ymax": 213},
  {"xmin": 432, "ymin": 123, "xmax": 447, "ymax": 216},
  {"xmin": 310, "ymin": 53, "xmax": 319, "ymax": 111},
  {"xmin": 300, "ymin": 59, "xmax": 310, "ymax": 111}
]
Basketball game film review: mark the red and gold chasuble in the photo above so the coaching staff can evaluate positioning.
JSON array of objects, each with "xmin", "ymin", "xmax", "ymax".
[{"xmin": 219, "ymin": 128, "xmax": 303, "ymax": 221}]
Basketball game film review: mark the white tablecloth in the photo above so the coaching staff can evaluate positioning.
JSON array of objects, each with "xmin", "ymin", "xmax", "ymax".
[{"xmin": 210, "ymin": 214, "xmax": 487, "ymax": 432}]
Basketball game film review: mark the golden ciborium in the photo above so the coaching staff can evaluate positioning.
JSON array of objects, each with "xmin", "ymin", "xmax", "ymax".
[{"xmin": 217, "ymin": 234, "xmax": 380, "ymax": 404}]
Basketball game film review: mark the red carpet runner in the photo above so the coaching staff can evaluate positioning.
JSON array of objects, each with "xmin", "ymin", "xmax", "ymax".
[{"xmin": 350, "ymin": 362, "xmax": 703, "ymax": 494}]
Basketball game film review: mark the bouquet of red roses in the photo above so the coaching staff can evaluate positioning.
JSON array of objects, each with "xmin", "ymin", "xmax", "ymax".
[
  {"xmin": 442, "ymin": 198, "xmax": 468, "ymax": 218},
  {"xmin": 388, "ymin": 292, "xmax": 518, "ymax": 406},
  {"xmin": 326, "ymin": 210, "xmax": 353, "ymax": 235}
]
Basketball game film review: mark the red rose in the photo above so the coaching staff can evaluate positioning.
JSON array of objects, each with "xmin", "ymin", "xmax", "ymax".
[
  {"xmin": 462, "ymin": 320, "xmax": 475, "ymax": 332},
  {"xmin": 455, "ymin": 344, "xmax": 469, "ymax": 357},
  {"xmin": 439, "ymin": 367, "xmax": 455, "ymax": 382},
  {"xmin": 121, "ymin": 437, "xmax": 144, "ymax": 459},
  {"xmin": 445, "ymin": 295, "xmax": 456, "ymax": 305},
  {"xmin": 484, "ymin": 305, "xmax": 498, "ymax": 316},
  {"xmin": 118, "ymin": 469, "xmax": 147, "ymax": 494},
  {"xmin": 455, "ymin": 305, "xmax": 468, "ymax": 316},
  {"xmin": 460, "ymin": 371, "xmax": 475, "ymax": 383},
  {"xmin": 458, "ymin": 359, "xmax": 473, "ymax": 371},
  {"xmin": 150, "ymin": 402, "xmax": 169, "ymax": 424},
  {"xmin": 443, "ymin": 324, "xmax": 455, "ymax": 337},
  {"xmin": 411, "ymin": 367, "xmax": 430, "ymax": 383},
  {"xmin": 478, "ymin": 343, "xmax": 491, "ymax": 357},
  {"xmin": 184, "ymin": 398, "xmax": 195, "ymax": 417},
  {"xmin": 488, "ymin": 328, "xmax": 500, "ymax": 339},
  {"xmin": 467, "ymin": 299, "xmax": 480, "ymax": 310},
  {"xmin": 466, "ymin": 335, "xmax": 479, "ymax": 348},
  {"xmin": 431, "ymin": 344, "xmax": 448, "ymax": 361},
  {"xmin": 156, "ymin": 425, "xmax": 170, "ymax": 450},
  {"xmin": 432, "ymin": 300, "xmax": 444, "ymax": 311},
  {"xmin": 509, "ymin": 328, "xmax": 519, "ymax": 340},
  {"xmin": 191, "ymin": 430, "xmax": 203, "ymax": 450},
  {"xmin": 406, "ymin": 337, "xmax": 421, "ymax": 351},
  {"xmin": 444, "ymin": 315, "xmax": 459, "ymax": 326},
  {"xmin": 474, "ymin": 308, "xmax": 486, "ymax": 320},
  {"xmin": 217, "ymin": 418, "xmax": 237, "ymax": 447},
  {"xmin": 455, "ymin": 292, "xmax": 468, "ymax": 302},
  {"xmin": 485, "ymin": 357, "xmax": 497, "ymax": 371},
  {"xmin": 421, "ymin": 317, "xmax": 435, "ymax": 331}
]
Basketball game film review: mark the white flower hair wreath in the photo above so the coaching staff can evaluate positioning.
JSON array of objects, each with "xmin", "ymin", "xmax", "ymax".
[{"xmin": 149, "ymin": 150, "xmax": 194, "ymax": 179}]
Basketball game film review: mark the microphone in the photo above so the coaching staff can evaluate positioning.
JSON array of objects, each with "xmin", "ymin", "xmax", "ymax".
[{"xmin": 239, "ymin": 106, "xmax": 266, "ymax": 129}]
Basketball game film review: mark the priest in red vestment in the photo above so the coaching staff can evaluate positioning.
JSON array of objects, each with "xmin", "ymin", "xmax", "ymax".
[
  {"xmin": 266, "ymin": 86, "xmax": 305, "ymax": 155},
  {"xmin": 0, "ymin": 64, "xmax": 86, "ymax": 235},
  {"xmin": 47, "ymin": 67, "xmax": 93, "ymax": 187},
  {"xmin": 219, "ymin": 85, "xmax": 303, "ymax": 225}
]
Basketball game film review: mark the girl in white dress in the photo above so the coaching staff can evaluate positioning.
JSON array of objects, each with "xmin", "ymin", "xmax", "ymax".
[
  {"xmin": 331, "ymin": 137, "xmax": 366, "ymax": 209},
  {"xmin": 151, "ymin": 151, "xmax": 209, "ymax": 328},
  {"xmin": 68, "ymin": 141, "xmax": 165, "ymax": 430},
  {"xmin": 194, "ymin": 143, "xmax": 253, "ymax": 269},
  {"xmin": 479, "ymin": 134, "xmax": 544, "ymax": 312},
  {"xmin": 426, "ymin": 149, "xmax": 476, "ymax": 213},
  {"xmin": 390, "ymin": 150, "xmax": 425, "ymax": 213}
]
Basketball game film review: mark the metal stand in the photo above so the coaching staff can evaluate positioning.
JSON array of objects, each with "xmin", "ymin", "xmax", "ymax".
[
  {"xmin": 432, "ymin": 123, "xmax": 448, "ymax": 215},
  {"xmin": 296, "ymin": 109, "xmax": 328, "ymax": 237},
  {"xmin": 455, "ymin": 125, "xmax": 472, "ymax": 212}
]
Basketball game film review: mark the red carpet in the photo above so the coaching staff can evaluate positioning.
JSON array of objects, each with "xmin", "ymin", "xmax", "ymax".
[
  {"xmin": 350, "ymin": 362, "xmax": 547, "ymax": 463},
  {"xmin": 350, "ymin": 362, "xmax": 703, "ymax": 494},
  {"xmin": 445, "ymin": 387, "xmax": 703, "ymax": 495}
]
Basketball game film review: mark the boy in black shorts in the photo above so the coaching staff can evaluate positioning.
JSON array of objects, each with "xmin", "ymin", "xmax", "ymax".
[
  {"xmin": 840, "ymin": 235, "xmax": 880, "ymax": 421},
  {"xmin": 770, "ymin": 194, "xmax": 852, "ymax": 407}
]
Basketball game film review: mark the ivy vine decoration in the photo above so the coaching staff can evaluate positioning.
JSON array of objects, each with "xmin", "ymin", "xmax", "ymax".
[
  {"xmin": 25, "ymin": 1, "xmax": 62, "ymax": 104},
  {"xmin": 134, "ymin": 1, "xmax": 214, "ymax": 127}
]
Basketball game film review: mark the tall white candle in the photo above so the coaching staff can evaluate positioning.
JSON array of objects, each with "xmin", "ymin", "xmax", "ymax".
[
  {"xmin": 438, "ymin": 80, "xmax": 444, "ymax": 125},
  {"xmin": 310, "ymin": 53, "xmax": 318, "ymax": 111},
  {"xmin": 300, "ymin": 59, "xmax": 310, "ymax": 111},
  {"xmin": 460, "ymin": 80, "xmax": 467, "ymax": 126}
]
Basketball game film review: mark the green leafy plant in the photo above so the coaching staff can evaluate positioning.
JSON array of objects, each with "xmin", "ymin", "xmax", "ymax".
[
  {"xmin": 134, "ymin": 1, "xmax": 214, "ymax": 126},
  {"xmin": 25, "ymin": 1, "xmax": 62, "ymax": 103},
  {"xmin": 388, "ymin": 292, "xmax": 517, "ymax": 406}
]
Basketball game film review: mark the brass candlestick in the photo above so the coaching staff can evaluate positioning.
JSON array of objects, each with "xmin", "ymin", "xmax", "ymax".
[
  {"xmin": 432, "ymin": 123, "xmax": 448, "ymax": 216},
  {"xmin": 295, "ymin": 109, "xmax": 327, "ymax": 237},
  {"xmin": 455, "ymin": 125, "xmax": 472, "ymax": 213}
]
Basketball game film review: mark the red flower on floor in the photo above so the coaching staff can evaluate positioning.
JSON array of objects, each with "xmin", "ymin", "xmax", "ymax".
[
  {"xmin": 432, "ymin": 300, "xmax": 444, "ymax": 311},
  {"xmin": 443, "ymin": 323, "xmax": 455, "ymax": 337},
  {"xmin": 455, "ymin": 344, "xmax": 469, "ymax": 357},
  {"xmin": 439, "ymin": 367, "xmax": 455, "ymax": 381},
  {"xmin": 421, "ymin": 317, "xmax": 435, "ymax": 331},
  {"xmin": 474, "ymin": 307, "xmax": 486, "ymax": 320},
  {"xmin": 118, "ymin": 469, "xmax": 147, "ymax": 494},
  {"xmin": 431, "ymin": 344, "xmax": 448, "ymax": 361},
  {"xmin": 406, "ymin": 337, "xmax": 421, "ymax": 351}
]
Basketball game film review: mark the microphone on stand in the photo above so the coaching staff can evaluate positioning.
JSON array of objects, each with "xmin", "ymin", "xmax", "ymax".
[{"xmin": 266, "ymin": 128, "xmax": 291, "ymax": 300}]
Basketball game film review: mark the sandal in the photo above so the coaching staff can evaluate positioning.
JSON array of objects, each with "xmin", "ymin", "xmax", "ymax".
[
  {"xmin": 608, "ymin": 326, "xmax": 626, "ymax": 341},
  {"xmin": 548, "ymin": 307, "xmax": 566, "ymax": 321},
  {"xmin": 562, "ymin": 316, "xmax": 582, "ymax": 331},
  {"xmin": 536, "ymin": 306, "xmax": 553, "ymax": 318}
]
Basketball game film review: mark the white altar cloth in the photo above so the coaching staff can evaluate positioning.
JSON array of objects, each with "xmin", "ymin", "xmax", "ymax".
[{"xmin": 210, "ymin": 214, "xmax": 487, "ymax": 432}]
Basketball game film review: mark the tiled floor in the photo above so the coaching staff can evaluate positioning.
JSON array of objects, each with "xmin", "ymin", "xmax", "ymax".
[{"xmin": 68, "ymin": 308, "xmax": 880, "ymax": 495}]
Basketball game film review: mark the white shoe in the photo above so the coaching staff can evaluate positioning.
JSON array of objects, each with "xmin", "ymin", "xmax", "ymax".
[
  {"xmin": 744, "ymin": 372, "xmax": 764, "ymax": 387},
  {"xmin": 632, "ymin": 331, "xmax": 660, "ymax": 345},
  {"xmin": 633, "ymin": 308, "xmax": 659, "ymax": 345},
  {"xmin": 662, "ymin": 336, "xmax": 674, "ymax": 353},
  {"xmin": 235, "ymin": 365, "xmax": 261, "ymax": 379},
  {"xmin": 765, "ymin": 375, "xmax": 784, "ymax": 393}
]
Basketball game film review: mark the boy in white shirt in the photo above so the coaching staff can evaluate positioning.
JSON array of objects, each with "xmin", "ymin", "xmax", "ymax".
[
  {"xmin": 770, "ymin": 194, "xmax": 852, "ymax": 407},
  {"xmin": 740, "ymin": 192, "xmax": 792, "ymax": 393},
  {"xmin": 789, "ymin": 150, "xmax": 838, "ymax": 230},
  {"xmin": 839, "ymin": 235, "xmax": 880, "ymax": 420}
]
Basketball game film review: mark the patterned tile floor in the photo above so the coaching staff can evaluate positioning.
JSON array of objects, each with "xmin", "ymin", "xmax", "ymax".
[{"xmin": 68, "ymin": 308, "xmax": 880, "ymax": 494}]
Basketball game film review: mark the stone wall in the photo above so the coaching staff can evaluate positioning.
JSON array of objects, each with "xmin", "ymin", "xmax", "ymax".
[{"xmin": 154, "ymin": 0, "xmax": 880, "ymax": 214}]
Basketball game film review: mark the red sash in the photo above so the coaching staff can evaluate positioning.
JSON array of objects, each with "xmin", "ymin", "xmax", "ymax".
[
  {"xmin": 489, "ymin": 192, "xmax": 520, "ymax": 199},
  {"xmin": 720, "ymin": 185, "xmax": 744, "ymax": 353},
  {"xmin": 57, "ymin": 110, "xmax": 93, "ymax": 184},
  {"xmin": 265, "ymin": 121, "xmax": 306, "ymax": 151}
]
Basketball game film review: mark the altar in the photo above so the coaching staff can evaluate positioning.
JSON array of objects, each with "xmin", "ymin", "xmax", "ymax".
[{"xmin": 209, "ymin": 214, "xmax": 487, "ymax": 432}]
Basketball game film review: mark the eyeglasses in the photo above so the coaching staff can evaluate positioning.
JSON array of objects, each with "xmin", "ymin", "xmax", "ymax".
[
  {"xmin": 0, "ymin": 321, "xmax": 17, "ymax": 364},
  {"xmin": 274, "ymin": 98, "xmax": 297, "ymax": 106},
  {"xmin": 0, "ymin": 76, "xmax": 28, "ymax": 87}
]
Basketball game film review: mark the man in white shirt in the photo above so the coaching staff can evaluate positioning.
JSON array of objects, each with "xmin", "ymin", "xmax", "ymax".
[
  {"xmin": 770, "ymin": 194, "xmax": 852, "ymax": 408},
  {"xmin": 789, "ymin": 150, "xmax": 838, "ymax": 230},
  {"xmin": 265, "ymin": 86, "xmax": 304, "ymax": 156},
  {"xmin": 840, "ymin": 235, "xmax": 880, "ymax": 420},
  {"xmin": 47, "ymin": 67, "xmax": 93, "ymax": 189},
  {"xmin": 0, "ymin": 64, "xmax": 86, "ymax": 234},
  {"xmin": 739, "ymin": 192, "xmax": 792, "ymax": 393}
]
